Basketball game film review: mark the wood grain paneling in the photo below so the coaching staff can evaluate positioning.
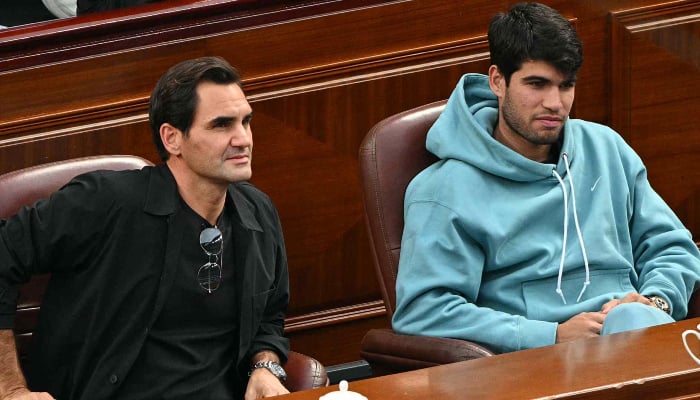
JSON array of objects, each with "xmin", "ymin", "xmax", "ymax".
[
  {"xmin": 610, "ymin": 0, "xmax": 700, "ymax": 234},
  {"xmin": 1, "ymin": 0, "xmax": 698, "ymax": 368},
  {"xmin": 249, "ymin": 52, "xmax": 490, "ymax": 318}
]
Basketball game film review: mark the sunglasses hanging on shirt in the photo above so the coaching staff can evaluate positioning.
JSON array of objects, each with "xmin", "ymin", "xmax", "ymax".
[{"xmin": 198, "ymin": 227, "xmax": 223, "ymax": 293}]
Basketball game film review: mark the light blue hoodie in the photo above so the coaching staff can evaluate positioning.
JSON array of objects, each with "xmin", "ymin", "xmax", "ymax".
[{"xmin": 392, "ymin": 73, "xmax": 700, "ymax": 353}]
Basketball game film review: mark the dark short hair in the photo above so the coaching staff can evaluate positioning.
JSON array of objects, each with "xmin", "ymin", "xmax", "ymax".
[
  {"xmin": 488, "ymin": 2, "xmax": 583, "ymax": 85},
  {"xmin": 149, "ymin": 56, "xmax": 242, "ymax": 160}
]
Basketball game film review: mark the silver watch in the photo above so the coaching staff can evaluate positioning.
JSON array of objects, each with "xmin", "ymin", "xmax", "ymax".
[{"xmin": 250, "ymin": 360, "xmax": 287, "ymax": 382}]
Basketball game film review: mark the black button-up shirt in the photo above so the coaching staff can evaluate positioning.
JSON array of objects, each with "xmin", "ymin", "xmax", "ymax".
[{"xmin": 0, "ymin": 164, "xmax": 290, "ymax": 400}]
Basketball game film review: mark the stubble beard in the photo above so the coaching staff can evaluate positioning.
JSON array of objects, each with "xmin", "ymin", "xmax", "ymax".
[{"xmin": 502, "ymin": 97, "xmax": 564, "ymax": 146}]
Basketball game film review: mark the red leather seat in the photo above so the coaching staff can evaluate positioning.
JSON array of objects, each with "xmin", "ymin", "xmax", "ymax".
[{"xmin": 358, "ymin": 102, "xmax": 494, "ymax": 377}]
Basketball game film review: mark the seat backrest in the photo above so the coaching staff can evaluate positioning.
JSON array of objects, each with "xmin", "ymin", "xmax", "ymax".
[
  {"xmin": 0, "ymin": 155, "xmax": 154, "ymax": 369},
  {"xmin": 359, "ymin": 101, "xmax": 444, "ymax": 321},
  {"xmin": 0, "ymin": 155, "xmax": 154, "ymax": 217}
]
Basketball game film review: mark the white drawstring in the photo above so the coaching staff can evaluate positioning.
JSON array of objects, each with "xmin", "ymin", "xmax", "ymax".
[
  {"xmin": 551, "ymin": 153, "xmax": 591, "ymax": 304},
  {"xmin": 552, "ymin": 169, "xmax": 569, "ymax": 305},
  {"xmin": 563, "ymin": 154, "xmax": 591, "ymax": 302}
]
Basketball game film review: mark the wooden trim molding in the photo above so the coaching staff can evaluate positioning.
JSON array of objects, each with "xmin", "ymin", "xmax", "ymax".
[
  {"xmin": 246, "ymin": 36, "xmax": 489, "ymax": 98},
  {"xmin": 0, "ymin": 0, "xmax": 398, "ymax": 71},
  {"xmin": 285, "ymin": 300, "xmax": 386, "ymax": 333},
  {"xmin": 0, "ymin": 35, "xmax": 488, "ymax": 138}
]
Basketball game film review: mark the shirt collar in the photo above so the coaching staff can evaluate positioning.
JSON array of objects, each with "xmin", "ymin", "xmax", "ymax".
[{"xmin": 143, "ymin": 163, "xmax": 262, "ymax": 232}]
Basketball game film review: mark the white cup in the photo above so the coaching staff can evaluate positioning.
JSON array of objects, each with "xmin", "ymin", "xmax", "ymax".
[{"xmin": 681, "ymin": 323, "xmax": 700, "ymax": 365}]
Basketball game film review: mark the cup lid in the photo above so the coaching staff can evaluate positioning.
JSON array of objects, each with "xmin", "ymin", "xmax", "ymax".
[{"xmin": 319, "ymin": 380, "xmax": 368, "ymax": 400}]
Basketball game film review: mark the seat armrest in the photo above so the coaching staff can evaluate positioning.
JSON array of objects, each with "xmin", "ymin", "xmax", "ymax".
[
  {"xmin": 284, "ymin": 350, "xmax": 329, "ymax": 391},
  {"xmin": 360, "ymin": 328, "xmax": 494, "ymax": 377}
]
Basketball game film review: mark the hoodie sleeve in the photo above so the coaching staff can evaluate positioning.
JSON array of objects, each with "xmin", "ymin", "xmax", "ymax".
[
  {"xmin": 628, "ymin": 158, "xmax": 700, "ymax": 320},
  {"xmin": 393, "ymin": 198, "xmax": 557, "ymax": 354}
]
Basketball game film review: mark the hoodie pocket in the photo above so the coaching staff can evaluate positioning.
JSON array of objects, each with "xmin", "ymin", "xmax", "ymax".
[{"xmin": 522, "ymin": 268, "xmax": 635, "ymax": 321}]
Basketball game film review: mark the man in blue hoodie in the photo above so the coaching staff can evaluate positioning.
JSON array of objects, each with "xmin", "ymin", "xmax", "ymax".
[{"xmin": 392, "ymin": 2, "xmax": 700, "ymax": 354}]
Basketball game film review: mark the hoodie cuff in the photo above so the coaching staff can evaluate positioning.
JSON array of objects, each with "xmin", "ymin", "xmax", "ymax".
[{"xmin": 517, "ymin": 318, "xmax": 558, "ymax": 350}]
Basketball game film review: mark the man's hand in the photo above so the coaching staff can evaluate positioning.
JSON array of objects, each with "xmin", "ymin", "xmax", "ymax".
[
  {"xmin": 600, "ymin": 292, "xmax": 650, "ymax": 314},
  {"xmin": 556, "ymin": 311, "xmax": 606, "ymax": 343},
  {"xmin": 0, "ymin": 330, "xmax": 55, "ymax": 400},
  {"xmin": 3, "ymin": 388, "xmax": 54, "ymax": 400},
  {"xmin": 244, "ymin": 368, "xmax": 289, "ymax": 400}
]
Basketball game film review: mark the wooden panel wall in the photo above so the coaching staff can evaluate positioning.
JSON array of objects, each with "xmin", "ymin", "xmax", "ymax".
[
  {"xmin": 0, "ymin": 0, "xmax": 698, "ymax": 368},
  {"xmin": 610, "ymin": 1, "xmax": 700, "ymax": 235}
]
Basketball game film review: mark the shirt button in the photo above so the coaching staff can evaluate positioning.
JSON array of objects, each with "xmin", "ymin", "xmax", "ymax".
[{"xmin": 109, "ymin": 374, "xmax": 119, "ymax": 384}]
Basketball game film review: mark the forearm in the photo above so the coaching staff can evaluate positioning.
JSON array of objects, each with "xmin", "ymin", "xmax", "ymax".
[{"xmin": 0, "ymin": 329, "xmax": 29, "ymax": 399}]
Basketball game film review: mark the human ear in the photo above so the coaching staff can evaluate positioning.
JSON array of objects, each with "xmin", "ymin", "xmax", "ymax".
[
  {"xmin": 160, "ymin": 123, "xmax": 182, "ymax": 156},
  {"xmin": 488, "ymin": 65, "xmax": 506, "ymax": 98}
]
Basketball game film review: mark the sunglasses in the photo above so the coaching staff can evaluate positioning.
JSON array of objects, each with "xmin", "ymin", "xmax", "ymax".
[{"xmin": 199, "ymin": 227, "xmax": 223, "ymax": 293}]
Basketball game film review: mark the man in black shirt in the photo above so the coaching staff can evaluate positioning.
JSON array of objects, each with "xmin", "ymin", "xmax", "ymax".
[{"xmin": 0, "ymin": 56, "xmax": 290, "ymax": 400}]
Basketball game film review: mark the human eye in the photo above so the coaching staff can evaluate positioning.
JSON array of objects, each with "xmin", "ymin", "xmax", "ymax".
[
  {"xmin": 211, "ymin": 117, "xmax": 233, "ymax": 129},
  {"xmin": 561, "ymin": 80, "xmax": 576, "ymax": 89},
  {"xmin": 242, "ymin": 113, "xmax": 253, "ymax": 127}
]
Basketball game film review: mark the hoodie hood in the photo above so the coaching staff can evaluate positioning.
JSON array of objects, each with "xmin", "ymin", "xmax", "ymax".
[{"xmin": 426, "ymin": 73, "xmax": 575, "ymax": 182}]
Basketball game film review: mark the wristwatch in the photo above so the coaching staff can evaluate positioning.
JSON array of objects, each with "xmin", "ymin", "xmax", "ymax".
[
  {"xmin": 646, "ymin": 295, "xmax": 670, "ymax": 314},
  {"xmin": 250, "ymin": 360, "xmax": 287, "ymax": 382}
]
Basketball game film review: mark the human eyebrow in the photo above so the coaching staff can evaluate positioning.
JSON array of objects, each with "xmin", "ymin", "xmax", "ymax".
[
  {"xmin": 521, "ymin": 75, "xmax": 551, "ymax": 86},
  {"xmin": 209, "ymin": 116, "xmax": 235, "ymax": 128}
]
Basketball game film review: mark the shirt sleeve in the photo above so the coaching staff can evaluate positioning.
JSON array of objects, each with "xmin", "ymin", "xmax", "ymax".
[
  {"xmin": 243, "ymin": 199, "xmax": 290, "ymax": 364},
  {"xmin": 0, "ymin": 174, "xmax": 110, "ymax": 328}
]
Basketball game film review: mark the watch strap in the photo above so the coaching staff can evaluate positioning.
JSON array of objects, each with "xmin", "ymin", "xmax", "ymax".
[{"xmin": 249, "ymin": 360, "xmax": 287, "ymax": 382}]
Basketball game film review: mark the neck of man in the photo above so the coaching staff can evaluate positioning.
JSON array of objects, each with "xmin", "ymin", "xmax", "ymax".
[{"xmin": 166, "ymin": 158, "xmax": 227, "ymax": 226}]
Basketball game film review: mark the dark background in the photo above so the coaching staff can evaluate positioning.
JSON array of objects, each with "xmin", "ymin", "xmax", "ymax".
[{"xmin": 0, "ymin": 0, "xmax": 57, "ymax": 28}]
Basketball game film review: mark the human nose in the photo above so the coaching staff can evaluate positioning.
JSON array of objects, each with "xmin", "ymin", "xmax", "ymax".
[
  {"xmin": 542, "ymin": 86, "xmax": 565, "ymax": 111},
  {"xmin": 230, "ymin": 123, "xmax": 252, "ymax": 148}
]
